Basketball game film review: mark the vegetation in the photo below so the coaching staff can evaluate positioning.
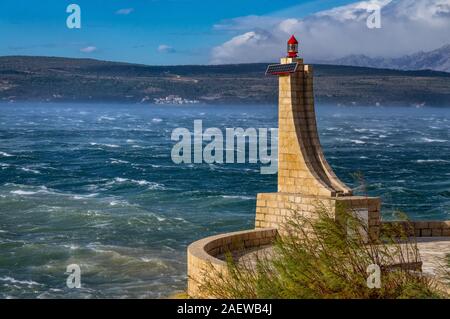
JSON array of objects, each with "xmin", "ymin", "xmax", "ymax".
[
  {"xmin": 1, "ymin": 56, "xmax": 450, "ymax": 106},
  {"xmin": 200, "ymin": 205, "xmax": 444, "ymax": 299}
]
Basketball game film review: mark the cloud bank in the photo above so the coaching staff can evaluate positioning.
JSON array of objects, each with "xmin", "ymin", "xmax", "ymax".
[
  {"xmin": 210, "ymin": 0, "xmax": 450, "ymax": 64},
  {"xmin": 157, "ymin": 44, "xmax": 176, "ymax": 54},
  {"xmin": 80, "ymin": 46, "xmax": 97, "ymax": 53}
]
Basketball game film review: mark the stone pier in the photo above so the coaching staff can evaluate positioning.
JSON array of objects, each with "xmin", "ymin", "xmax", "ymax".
[{"xmin": 186, "ymin": 37, "xmax": 450, "ymax": 298}]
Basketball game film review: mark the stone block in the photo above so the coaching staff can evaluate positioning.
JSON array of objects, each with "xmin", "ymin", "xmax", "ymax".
[
  {"xmin": 429, "ymin": 221, "xmax": 443, "ymax": 229},
  {"xmin": 414, "ymin": 221, "xmax": 429, "ymax": 229},
  {"xmin": 421, "ymin": 229, "xmax": 432, "ymax": 237},
  {"xmin": 442, "ymin": 229, "xmax": 450, "ymax": 237},
  {"xmin": 432, "ymin": 229, "xmax": 443, "ymax": 236}
]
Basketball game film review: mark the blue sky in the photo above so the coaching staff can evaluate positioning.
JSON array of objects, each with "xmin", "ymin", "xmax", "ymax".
[{"xmin": 0, "ymin": 0, "xmax": 356, "ymax": 64}]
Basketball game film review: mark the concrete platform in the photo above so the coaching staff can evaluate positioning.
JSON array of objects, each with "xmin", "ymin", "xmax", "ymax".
[
  {"xmin": 222, "ymin": 237, "xmax": 450, "ymax": 288},
  {"xmin": 416, "ymin": 237, "xmax": 450, "ymax": 282}
]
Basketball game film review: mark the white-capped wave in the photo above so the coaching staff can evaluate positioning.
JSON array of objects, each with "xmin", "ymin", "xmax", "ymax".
[
  {"xmin": 8, "ymin": 185, "xmax": 92, "ymax": 198},
  {"xmin": 20, "ymin": 167, "xmax": 41, "ymax": 174},
  {"xmin": 109, "ymin": 200, "xmax": 127, "ymax": 206},
  {"xmin": 73, "ymin": 193, "xmax": 99, "ymax": 200},
  {"xmin": 416, "ymin": 159, "xmax": 449, "ymax": 163},
  {"xmin": 221, "ymin": 195, "xmax": 253, "ymax": 200},
  {"xmin": 110, "ymin": 158, "xmax": 129, "ymax": 164},
  {"xmin": 0, "ymin": 276, "xmax": 42, "ymax": 286},
  {"xmin": 90, "ymin": 142, "xmax": 120, "ymax": 148},
  {"xmin": 0, "ymin": 151, "xmax": 13, "ymax": 157},
  {"xmin": 111, "ymin": 177, "xmax": 165, "ymax": 189},
  {"xmin": 62, "ymin": 244, "xmax": 80, "ymax": 250},
  {"xmin": 10, "ymin": 190, "xmax": 38, "ymax": 195},
  {"xmin": 420, "ymin": 138, "xmax": 447, "ymax": 143},
  {"xmin": 154, "ymin": 215, "xmax": 166, "ymax": 222},
  {"xmin": 98, "ymin": 116, "xmax": 116, "ymax": 121},
  {"xmin": 152, "ymin": 118, "xmax": 163, "ymax": 123}
]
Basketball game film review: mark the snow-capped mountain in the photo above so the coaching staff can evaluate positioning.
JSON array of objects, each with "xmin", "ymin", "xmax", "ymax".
[{"xmin": 325, "ymin": 44, "xmax": 450, "ymax": 72}]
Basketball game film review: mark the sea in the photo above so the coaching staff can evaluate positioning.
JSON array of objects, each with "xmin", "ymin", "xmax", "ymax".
[{"xmin": 0, "ymin": 103, "xmax": 449, "ymax": 298}]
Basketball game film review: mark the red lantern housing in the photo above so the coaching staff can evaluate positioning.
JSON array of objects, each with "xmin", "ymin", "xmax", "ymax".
[{"xmin": 287, "ymin": 35, "xmax": 298, "ymax": 58}]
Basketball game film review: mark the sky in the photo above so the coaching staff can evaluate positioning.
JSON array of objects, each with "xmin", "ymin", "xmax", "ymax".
[{"xmin": 0, "ymin": 0, "xmax": 449, "ymax": 65}]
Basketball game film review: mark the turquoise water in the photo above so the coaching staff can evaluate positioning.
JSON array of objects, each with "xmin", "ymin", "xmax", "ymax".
[{"xmin": 0, "ymin": 103, "xmax": 449, "ymax": 298}]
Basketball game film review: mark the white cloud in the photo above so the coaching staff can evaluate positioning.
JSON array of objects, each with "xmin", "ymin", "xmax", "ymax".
[
  {"xmin": 116, "ymin": 8, "xmax": 134, "ymax": 15},
  {"xmin": 278, "ymin": 19, "xmax": 301, "ymax": 33},
  {"xmin": 80, "ymin": 46, "xmax": 97, "ymax": 53},
  {"xmin": 211, "ymin": 31, "xmax": 279, "ymax": 64},
  {"xmin": 314, "ymin": 0, "xmax": 391, "ymax": 22},
  {"xmin": 210, "ymin": 0, "xmax": 450, "ymax": 64},
  {"xmin": 157, "ymin": 44, "xmax": 176, "ymax": 54}
]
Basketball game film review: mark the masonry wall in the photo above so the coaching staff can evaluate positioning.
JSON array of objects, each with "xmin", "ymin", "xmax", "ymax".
[
  {"xmin": 382, "ymin": 221, "xmax": 450, "ymax": 237},
  {"xmin": 256, "ymin": 193, "xmax": 381, "ymax": 240},
  {"xmin": 187, "ymin": 228, "xmax": 278, "ymax": 298}
]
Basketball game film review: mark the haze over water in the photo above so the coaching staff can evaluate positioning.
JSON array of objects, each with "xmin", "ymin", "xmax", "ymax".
[{"xmin": 0, "ymin": 103, "xmax": 449, "ymax": 298}]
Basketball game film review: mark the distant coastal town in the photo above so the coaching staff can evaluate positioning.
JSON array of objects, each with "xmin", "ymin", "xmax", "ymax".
[{"xmin": 153, "ymin": 95, "xmax": 200, "ymax": 105}]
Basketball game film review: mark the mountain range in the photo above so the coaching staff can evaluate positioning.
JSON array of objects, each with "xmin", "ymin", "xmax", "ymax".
[
  {"xmin": 0, "ymin": 56, "xmax": 449, "ymax": 107},
  {"xmin": 323, "ymin": 44, "xmax": 450, "ymax": 73}
]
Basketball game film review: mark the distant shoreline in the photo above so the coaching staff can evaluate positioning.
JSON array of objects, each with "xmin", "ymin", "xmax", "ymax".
[
  {"xmin": 1, "ymin": 102, "xmax": 450, "ymax": 109},
  {"xmin": 1, "ymin": 56, "xmax": 450, "ymax": 107}
]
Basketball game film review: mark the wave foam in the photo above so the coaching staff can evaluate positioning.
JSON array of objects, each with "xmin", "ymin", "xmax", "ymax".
[
  {"xmin": 98, "ymin": 116, "xmax": 116, "ymax": 121},
  {"xmin": 11, "ymin": 190, "xmax": 38, "ymax": 195},
  {"xmin": 90, "ymin": 142, "xmax": 120, "ymax": 148},
  {"xmin": 20, "ymin": 167, "xmax": 41, "ymax": 174},
  {"xmin": 0, "ymin": 276, "xmax": 42, "ymax": 286},
  {"xmin": 112, "ymin": 177, "xmax": 165, "ymax": 189},
  {"xmin": 221, "ymin": 195, "xmax": 253, "ymax": 200},
  {"xmin": 421, "ymin": 138, "xmax": 447, "ymax": 143},
  {"xmin": 416, "ymin": 159, "xmax": 449, "ymax": 163},
  {"xmin": 110, "ymin": 158, "xmax": 129, "ymax": 164},
  {"xmin": 0, "ymin": 151, "xmax": 13, "ymax": 157}
]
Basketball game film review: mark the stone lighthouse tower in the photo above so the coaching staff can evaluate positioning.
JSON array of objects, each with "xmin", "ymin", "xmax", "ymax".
[
  {"xmin": 186, "ymin": 36, "xmax": 384, "ymax": 297},
  {"xmin": 257, "ymin": 35, "xmax": 381, "ymax": 239}
]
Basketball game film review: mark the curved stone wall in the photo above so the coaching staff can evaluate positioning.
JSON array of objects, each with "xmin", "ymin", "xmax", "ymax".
[
  {"xmin": 382, "ymin": 221, "xmax": 450, "ymax": 237},
  {"xmin": 187, "ymin": 228, "xmax": 278, "ymax": 298}
]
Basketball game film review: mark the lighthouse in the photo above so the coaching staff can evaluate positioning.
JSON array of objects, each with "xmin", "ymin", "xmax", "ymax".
[
  {"xmin": 260, "ymin": 35, "xmax": 381, "ymax": 240},
  {"xmin": 287, "ymin": 35, "xmax": 298, "ymax": 58},
  {"xmin": 187, "ymin": 36, "xmax": 383, "ymax": 298}
]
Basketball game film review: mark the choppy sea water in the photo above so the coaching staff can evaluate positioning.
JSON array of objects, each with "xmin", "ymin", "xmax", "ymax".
[{"xmin": 0, "ymin": 103, "xmax": 449, "ymax": 298}]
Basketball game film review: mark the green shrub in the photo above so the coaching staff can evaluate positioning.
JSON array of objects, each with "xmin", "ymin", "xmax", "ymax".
[{"xmin": 200, "ymin": 205, "xmax": 443, "ymax": 299}]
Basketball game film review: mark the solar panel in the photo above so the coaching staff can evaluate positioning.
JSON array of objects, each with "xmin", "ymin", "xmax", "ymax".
[{"xmin": 265, "ymin": 62, "xmax": 298, "ymax": 76}]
